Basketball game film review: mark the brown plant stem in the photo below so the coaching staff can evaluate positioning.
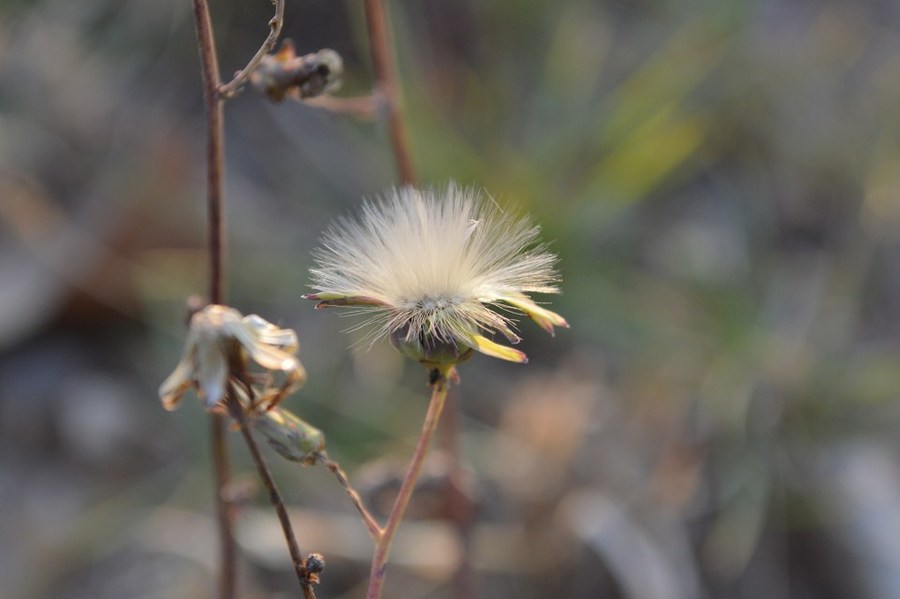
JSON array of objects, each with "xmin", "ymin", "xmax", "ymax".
[
  {"xmin": 210, "ymin": 413, "xmax": 236, "ymax": 599},
  {"xmin": 191, "ymin": 0, "xmax": 225, "ymax": 307},
  {"xmin": 365, "ymin": 369, "xmax": 450, "ymax": 599},
  {"xmin": 190, "ymin": 1, "xmax": 233, "ymax": 596},
  {"xmin": 218, "ymin": 0, "xmax": 285, "ymax": 98},
  {"xmin": 228, "ymin": 393, "xmax": 317, "ymax": 599},
  {"xmin": 301, "ymin": 93, "xmax": 381, "ymax": 120},
  {"xmin": 363, "ymin": 0, "xmax": 417, "ymax": 185},
  {"xmin": 319, "ymin": 452, "xmax": 383, "ymax": 542}
]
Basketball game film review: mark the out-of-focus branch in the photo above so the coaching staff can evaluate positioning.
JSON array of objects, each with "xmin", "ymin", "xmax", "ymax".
[
  {"xmin": 301, "ymin": 93, "xmax": 382, "ymax": 121},
  {"xmin": 190, "ymin": 0, "xmax": 225, "ymax": 306},
  {"xmin": 189, "ymin": 2, "xmax": 235, "ymax": 598},
  {"xmin": 440, "ymin": 390, "xmax": 476, "ymax": 598},
  {"xmin": 363, "ymin": 0, "xmax": 417, "ymax": 185}
]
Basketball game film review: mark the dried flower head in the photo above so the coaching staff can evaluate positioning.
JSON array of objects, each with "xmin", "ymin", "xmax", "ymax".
[
  {"xmin": 303, "ymin": 185, "xmax": 567, "ymax": 366},
  {"xmin": 159, "ymin": 304, "xmax": 306, "ymax": 411},
  {"xmin": 250, "ymin": 39, "xmax": 343, "ymax": 103}
]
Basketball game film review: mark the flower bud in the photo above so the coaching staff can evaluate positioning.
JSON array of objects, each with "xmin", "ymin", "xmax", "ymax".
[{"xmin": 255, "ymin": 408, "xmax": 324, "ymax": 466}]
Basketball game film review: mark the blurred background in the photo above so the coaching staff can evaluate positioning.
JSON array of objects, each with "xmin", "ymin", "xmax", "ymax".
[{"xmin": 4, "ymin": 0, "xmax": 900, "ymax": 597}]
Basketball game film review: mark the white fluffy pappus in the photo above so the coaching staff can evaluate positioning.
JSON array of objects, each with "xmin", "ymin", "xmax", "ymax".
[{"xmin": 303, "ymin": 184, "xmax": 568, "ymax": 365}]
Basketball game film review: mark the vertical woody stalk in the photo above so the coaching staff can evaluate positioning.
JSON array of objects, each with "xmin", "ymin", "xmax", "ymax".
[
  {"xmin": 190, "ymin": 1, "xmax": 316, "ymax": 596},
  {"xmin": 189, "ymin": 1, "xmax": 234, "ymax": 598},
  {"xmin": 363, "ymin": 0, "xmax": 417, "ymax": 185}
]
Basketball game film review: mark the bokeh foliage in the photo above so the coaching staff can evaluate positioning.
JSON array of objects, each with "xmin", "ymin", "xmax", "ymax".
[{"xmin": 3, "ymin": 0, "xmax": 900, "ymax": 597}]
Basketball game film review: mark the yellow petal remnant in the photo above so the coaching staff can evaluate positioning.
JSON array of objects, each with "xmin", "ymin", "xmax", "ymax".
[
  {"xmin": 468, "ymin": 334, "xmax": 529, "ymax": 364},
  {"xmin": 499, "ymin": 293, "xmax": 570, "ymax": 336},
  {"xmin": 158, "ymin": 304, "xmax": 306, "ymax": 412}
]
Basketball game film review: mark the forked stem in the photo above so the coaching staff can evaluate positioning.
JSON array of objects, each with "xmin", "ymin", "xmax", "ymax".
[{"xmin": 365, "ymin": 368, "xmax": 451, "ymax": 599}]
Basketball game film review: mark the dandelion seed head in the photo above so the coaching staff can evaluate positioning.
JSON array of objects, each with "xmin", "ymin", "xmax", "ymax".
[{"xmin": 306, "ymin": 184, "xmax": 568, "ymax": 364}]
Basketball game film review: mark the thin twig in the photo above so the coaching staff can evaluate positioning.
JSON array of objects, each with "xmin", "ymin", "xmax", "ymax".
[
  {"xmin": 363, "ymin": 0, "xmax": 417, "ymax": 185},
  {"xmin": 300, "ymin": 93, "xmax": 381, "ymax": 121},
  {"xmin": 228, "ymin": 391, "xmax": 317, "ymax": 599},
  {"xmin": 218, "ymin": 0, "xmax": 286, "ymax": 99},
  {"xmin": 365, "ymin": 369, "xmax": 450, "ymax": 599},
  {"xmin": 319, "ymin": 452, "xmax": 383, "ymax": 542},
  {"xmin": 190, "ymin": 1, "xmax": 234, "ymax": 596}
]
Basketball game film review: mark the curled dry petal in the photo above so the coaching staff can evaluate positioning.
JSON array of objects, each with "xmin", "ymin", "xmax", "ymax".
[
  {"xmin": 242, "ymin": 314, "xmax": 299, "ymax": 350},
  {"xmin": 159, "ymin": 351, "xmax": 195, "ymax": 411},
  {"xmin": 196, "ymin": 340, "xmax": 230, "ymax": 407},
  {"xmin": 158, "ymin": 304, "xmax": 306, "ymax": 412}
]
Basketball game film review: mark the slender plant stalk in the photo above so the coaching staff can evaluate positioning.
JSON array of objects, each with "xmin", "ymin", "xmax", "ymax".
[
  {"xmin": 363, "ymin": 0, "xmax": 417, "ymax": 185},
  {"xmin": 320, "ymin": 452, "xmax": 383, "ymax": 541},
  {"xmin": 209, "ymin": 413, "xmax": 235, "ymax": 599},
  {"xmin": 218, "ymin": 0, "xmax": 285, "ymax": 98},
  {"xmin": 190, "ymin": 0, "xmax": 225, "ymax": 306},
  {"xmin": 302, "ymin": 94, "xmax": 379, "ymax": 120},
  {"xmin": 228, "ymin": 392, "xmax": 317, "ymax": 599},
  {"xmin": 365, "ymin": 370, "xmax": 450, "ymax": 599},
  {"xmin": 189, "ymin": 1, "xmax": 234, "ymax": 597}
]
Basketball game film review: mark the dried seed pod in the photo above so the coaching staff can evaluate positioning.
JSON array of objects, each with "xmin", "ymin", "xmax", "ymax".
[{"xmin": 305, "ymin": 552, "xmax": 325, "ymax": 574}]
